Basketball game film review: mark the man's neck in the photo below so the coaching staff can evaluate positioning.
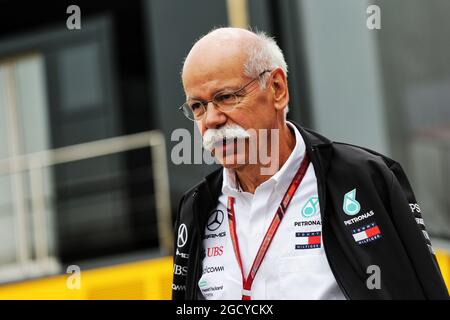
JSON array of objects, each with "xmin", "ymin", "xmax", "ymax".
[{"xmin": 234, "ymin": 123, "xmax": 295, "ymax": 194}]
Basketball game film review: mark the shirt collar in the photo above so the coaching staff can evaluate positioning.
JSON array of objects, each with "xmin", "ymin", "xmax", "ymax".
[
  {"xmin": 222, "ymin": 121, "xmax": 306, "ymax": 197},
  {"xmin": 222, "ymin": 166, "xmax": 242, "ymax": 196}
]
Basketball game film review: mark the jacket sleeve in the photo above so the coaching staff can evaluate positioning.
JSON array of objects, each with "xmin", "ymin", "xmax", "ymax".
[
  {"xmin": 171, "ymin": 194, "xmax": 187, "ymax": 300},
  {"xmin": 388, "ymin": 161, "xmax": 449, "ymax": 299}
]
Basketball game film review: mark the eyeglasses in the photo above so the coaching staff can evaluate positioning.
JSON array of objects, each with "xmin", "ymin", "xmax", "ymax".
[{"xmin": 179, "ymin": 70, "xmax": 271, "ymax": 121}]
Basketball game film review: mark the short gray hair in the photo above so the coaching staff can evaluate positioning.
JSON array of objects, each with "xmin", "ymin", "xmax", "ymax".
[
  {"xmin": 243, "ymin": 31, "xmax": 288, "ymax": 88},
  {"xmin": 243, "ymin": 31, "xmax": 289, "ymax": 117}
]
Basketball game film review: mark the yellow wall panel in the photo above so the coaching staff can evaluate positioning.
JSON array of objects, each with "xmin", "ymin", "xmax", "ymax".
[{"xmin": 0, "ymin": 257, "xmax": 173, "ymax": 300}]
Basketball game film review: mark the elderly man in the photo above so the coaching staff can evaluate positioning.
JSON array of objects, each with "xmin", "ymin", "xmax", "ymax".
[{"xmin": 172, "ymin": 27, "xmax": 448, "ymax": 300}]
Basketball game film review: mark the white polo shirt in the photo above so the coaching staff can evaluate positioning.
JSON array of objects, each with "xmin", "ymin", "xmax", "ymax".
[{"xmin": 199, "ymin": 122, "xmax": 346, "ymax": 300}]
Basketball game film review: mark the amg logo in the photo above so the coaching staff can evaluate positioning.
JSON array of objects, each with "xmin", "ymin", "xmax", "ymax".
[
  {"xmin": 176, "ymin": 249, "xmax": 189, "ymax": 259},
  {"xmin": 203, "ymin": 231, "xmax": 226, "ymax": 239},
  {"xmin": 172, "ymin": 283, "xmax": 186, "ymax": 291}
]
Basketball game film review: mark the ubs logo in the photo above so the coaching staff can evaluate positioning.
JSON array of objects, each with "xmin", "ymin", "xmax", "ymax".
[
  {"xmin": 207, "ymin": 210, "xmax": 224, "ymax": 231},
  {"xmin": 206, "ymin": 246, "xmax": 224, "ymax": 257}
]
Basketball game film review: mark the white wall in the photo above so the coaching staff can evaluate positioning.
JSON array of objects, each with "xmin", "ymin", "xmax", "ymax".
[{"xmin": 299, "ymin": 0, "xmax": 388, "ymax": 154}]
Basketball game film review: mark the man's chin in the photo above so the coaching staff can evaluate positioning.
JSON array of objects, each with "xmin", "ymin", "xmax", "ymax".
[
  {"xmin": 220, "ymin": 162, "xmax": 245, "ymax": 170},
  {"xmin": 214, "ymin": 154, "xmax": 247, "ymax": 169}
]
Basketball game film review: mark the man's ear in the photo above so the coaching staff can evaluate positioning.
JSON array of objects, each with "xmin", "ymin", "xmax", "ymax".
[{"xmin": 270, "ymin": 68, "xmax": 289, "ymax": 112}]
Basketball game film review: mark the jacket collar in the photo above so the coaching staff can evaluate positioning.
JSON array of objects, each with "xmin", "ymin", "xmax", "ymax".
[{"xmin": 297, "ymin": 124, "xmax": 333, "ymax": 175}]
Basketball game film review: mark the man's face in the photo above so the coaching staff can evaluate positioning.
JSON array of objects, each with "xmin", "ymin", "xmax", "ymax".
[{"xmin": 182, "ymin": 44, "xmax": 277, "ymax": 169}]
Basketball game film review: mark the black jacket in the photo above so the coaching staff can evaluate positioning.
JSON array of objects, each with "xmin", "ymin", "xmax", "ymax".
[{"xmin": 172, "ymin": 123, "xmax": 449, "ymax": 300}]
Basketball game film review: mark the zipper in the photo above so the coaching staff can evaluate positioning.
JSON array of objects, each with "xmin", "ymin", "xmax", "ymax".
[
  {"xmin": 191, "ymin": 189, "xmax": 203, "ymax": 300},
  {"xmin": 311, "ymin": 146, "xmax": 351, "ymax": 300}
]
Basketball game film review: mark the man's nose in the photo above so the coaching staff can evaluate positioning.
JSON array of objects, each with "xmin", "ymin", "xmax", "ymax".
[{"xmin": 204, "ymin": 102, "xmax": 227, "ymax": 129}]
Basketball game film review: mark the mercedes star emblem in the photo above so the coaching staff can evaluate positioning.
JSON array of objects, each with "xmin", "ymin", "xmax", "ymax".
[
  {"xmin": 177, "ymin": 224, "xmax": 188, "ymax": 248},
  {"xmin": 207, "ymin": 210, "xmax": 224, "ymax": 231}
]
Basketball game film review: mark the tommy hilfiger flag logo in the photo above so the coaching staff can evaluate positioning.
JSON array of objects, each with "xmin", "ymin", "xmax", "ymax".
[
  {"xmin": 352, "ymin": 222, "xmax": 382, "ymax": 245},
  {"xmin": 295, "ymin": 231, "xmax": 321, "ymax": 249}
]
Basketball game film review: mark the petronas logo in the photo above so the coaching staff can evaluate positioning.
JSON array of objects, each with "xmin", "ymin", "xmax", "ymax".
[
  {"xmin": 302, "ymin": 196, "xmax": 319, "ymax": 218},
  {"xmin": 343, "ymin": 189, "xmax": 361, "ymax": 216}
]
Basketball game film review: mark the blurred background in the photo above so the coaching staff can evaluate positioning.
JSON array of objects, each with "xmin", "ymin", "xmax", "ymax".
[{"xmin": 0, "ymin": 0, "xmax": 449, "ymax": 299}]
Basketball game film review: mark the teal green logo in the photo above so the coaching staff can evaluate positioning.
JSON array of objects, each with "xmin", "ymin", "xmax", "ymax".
[
  {"xmin": 302, "ymin": 196, "xmax": 319, "ymax": 218},
  {"xmin": 199, "ymin": 280, "xmax": 207, "ymax": 288},
  {"xmin": 343, "ymin": 189, "xmax": 361, "ymax": 215}
]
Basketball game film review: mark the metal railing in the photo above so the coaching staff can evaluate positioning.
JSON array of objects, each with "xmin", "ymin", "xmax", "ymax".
[{"xmin": 0, "ymin": 130, "xmax": 172, "ymax": 283}]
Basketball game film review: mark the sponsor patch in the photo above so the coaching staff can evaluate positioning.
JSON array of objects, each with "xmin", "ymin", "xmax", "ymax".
[
  {"xmin": 343, "ymin": 188, "xmax": 361, "ymax": 216},
  {"xmin": 409, "ymin": 203, "xmax": 421, "ymax": 213},
  {"xmin": 294, "ymin": 220, "xmax": 321, "ymax": 227},
  {"xmin": 206, "ymin": 246, "xmax": 224, "ymax": 257},
  {"xmin": 352, "ymin": 222, "xmax": 382, "ymax": 245},
  {"xmin": 198, "ymin": 279, "xmax": 207, "ymax": 288},
  {"xmin": 177, "ymin": 224, "xmax": 188, "ymax": 248},
  {"xmin": 176, "ymin": 248, "xmax": 189, "ymax": 259},
  {"xmin": 344, "ymin": 210, "xmax": 374, "ymax": 226},
  {"xmin": 301, "ymin": 196, "xmax": 319, "ymax": 218},
  {"xmin": 295, "ymin": 231, "xmax": 321, "ymax": 249},
  {"xmin": 207, "ymin": 210, "xmax": 224, "ymax": 231},
  {"xmin": 202, "ymin": 265, "xmax": 225, "ymax": 274},
  {"xmin": 200, "ymin": 284, "xmax": 224, "ymax": 298},
  {"xmin": 173, "ymin": 264, "xmax": 188, "ymax": 276},
  {"xmin": 415, "ymin": 218, "xmax": 425, "ymax": 226},
  {"xmin": 172, "ymin": 283, "xmax": 186, "ymax": 291},
  {"xmin": 203, "ymin": 231, "xmax": 226, "ymax": 240}
]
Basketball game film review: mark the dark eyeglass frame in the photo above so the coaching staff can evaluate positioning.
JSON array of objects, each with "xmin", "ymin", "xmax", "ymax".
[{"xmin": 179, "ymin": 70, "xmax": 272, "ymax": 121}]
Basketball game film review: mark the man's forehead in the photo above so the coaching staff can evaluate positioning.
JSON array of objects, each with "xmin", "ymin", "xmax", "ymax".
[
  {"xmin": 182, "ymin": 29, "xmax": 256, "ymax": 75},
  {"xmin": 182, "ymin": 48, "xmax": 247, "ymax": 93},
  {"xmin": 183, "ymin": 42, "xmax": 246, "ymax": 73}
]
